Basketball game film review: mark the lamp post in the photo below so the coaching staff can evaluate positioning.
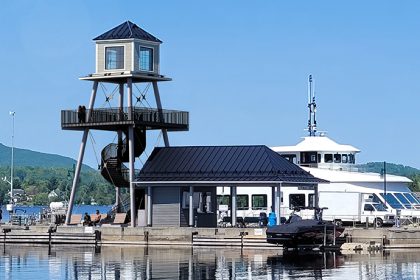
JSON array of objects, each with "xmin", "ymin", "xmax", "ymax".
[
  {"xmin": 10, "ymin": 111, "xmax": 15, "ymax": 203},
  {"xmin": 5, "ymin": 111, "xmax": 15, "ymax": 215},
  {"xmin": 381, "ymin": 161, "xmax": 387, "ymax": 206}
]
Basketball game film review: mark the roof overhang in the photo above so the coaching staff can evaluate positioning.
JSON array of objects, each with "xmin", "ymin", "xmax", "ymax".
[{"xmin": 133, "ymin": 180, "xmax": 326, "ymax": 187}]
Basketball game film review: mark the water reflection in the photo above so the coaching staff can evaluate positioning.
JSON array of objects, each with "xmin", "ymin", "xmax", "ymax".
[{"xmin": 1, "ymin": 245, "xmax": 420, "ymax": 279}]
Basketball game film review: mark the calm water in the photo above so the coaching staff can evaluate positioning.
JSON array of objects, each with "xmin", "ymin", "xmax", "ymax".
[
  {"xmin": 1, "ymin": 246, "xmax": 419, "ymax": 280},
  {"xmin": 0, "ymin": 205, "xmax": 112, "ymax": 222}
]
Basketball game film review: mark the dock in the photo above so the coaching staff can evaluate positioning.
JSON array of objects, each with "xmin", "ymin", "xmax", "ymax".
[{"xmin": 3, "ymin": 225, "xmax": 420, "ymax": 251}]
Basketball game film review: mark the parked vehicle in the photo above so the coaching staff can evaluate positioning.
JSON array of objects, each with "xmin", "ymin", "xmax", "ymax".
[{"xmin": 319, "ymin": 191, "xmax": 395, "ymax": 227}]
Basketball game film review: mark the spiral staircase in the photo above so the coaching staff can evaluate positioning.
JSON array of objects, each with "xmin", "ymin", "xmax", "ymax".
[{"xmin": 100, "ymin": 127, "xmax": 146, "ymax": 188}]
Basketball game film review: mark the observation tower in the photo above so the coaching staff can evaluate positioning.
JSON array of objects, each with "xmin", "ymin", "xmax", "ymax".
[{"xmin": 61, "ymin": 21, "xmax": 189, "ymax": 226}]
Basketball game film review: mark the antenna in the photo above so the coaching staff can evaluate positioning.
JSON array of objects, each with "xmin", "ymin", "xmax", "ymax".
[{"xmin": 307, "ymin": 75, "xmax": 317, "ymax": 136}]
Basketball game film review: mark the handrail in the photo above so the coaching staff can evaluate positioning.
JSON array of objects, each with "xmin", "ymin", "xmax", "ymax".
[{"xmin": 61, "ymin": 106, "xmax": 189, "ymax": 127}]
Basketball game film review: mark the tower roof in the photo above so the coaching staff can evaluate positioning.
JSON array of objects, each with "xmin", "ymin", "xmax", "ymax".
[{"xmin": 93, "ymin": 21, "xmax": 162, "ymax": 43}]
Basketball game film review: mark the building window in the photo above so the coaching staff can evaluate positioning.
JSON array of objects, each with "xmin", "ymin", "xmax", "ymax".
[
  {"xmin": 342, "ymin": 154, "xmax": 348, "ymax": 163},
  {"xmin": 105, "ymin": 46, "xmax": 124, "ymax": 70},
  {"xmin": 252, "ymin": 195, "xmax": 267, "ymax": 210},
  {"xmin": 289, "ymin": 194, "xmax": 305, "ymax": 209},
  {"xmin": 139, "ymin": 46, "xmax": 153, "ymax": 71}
]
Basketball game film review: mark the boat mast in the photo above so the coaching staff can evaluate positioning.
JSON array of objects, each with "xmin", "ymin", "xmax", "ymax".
[{"xmin": 307, "ymin": 75, "xmax": 317, "ymax": 136}]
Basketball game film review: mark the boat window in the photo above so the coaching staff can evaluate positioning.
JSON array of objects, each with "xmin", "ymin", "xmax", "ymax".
[
  {"xmin": 318, "ymin": 154, "xmax": 321, "ymax": 163},
  {"xmin": 324, "ymin": 154, "xmax": 333, "ymax": 163},
  {"xmin": 281, "ymin": 154, "xmax": 297, "ymax": 164},
  {"xmin": 289, "ymin": 194, "xmax": 305, "ymax": 209},
  {"xmin": 364, "ymin": 204, "xmax": 374, "ymax": 211},
  {"xmin": 403, "ymin": 193, "xmax": 420, "ymax": 204},
  {"xmin": 237, "ymin": 195, "xmax": 249, "ymax": 210},
  {"xmin": 372, "ymin": 203, "xmax": 388, "ymax": 211},
  {"xmin": 334, "ymin": 154, "xmax": 341, "ymax": 163},
  {"xmin": 252, "ymin": 195, "xmax": 267, "ymax": 210},
  {"xmin": 349, "ymin": 154, "xmax": 355, "ymax": 164},
  {"xmin": 308, "ymin": 194, "xmax": 315, "ymax": 208},
  {"xmin": 342, "ymin": 154, "xmax": 348, "ymax": 163},
  {"xmin": 380, "ymin": 193, "xmax": 404, "ymax": 209},
  {"xmin": 300, "ymin": 152, "xmax": 318, "ymax": 164},
  {"xmin": 217, "ymin": 195, "xmax": 230, "ymax": 210},
  {"xmin": 394, "ymin": 193, "xmax": 413, "ymax": 209}
]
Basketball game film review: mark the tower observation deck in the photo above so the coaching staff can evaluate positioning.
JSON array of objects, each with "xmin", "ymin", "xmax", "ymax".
[{"xmin": 62, "ymin": 21, "xmax": 189, "ymax": 226}]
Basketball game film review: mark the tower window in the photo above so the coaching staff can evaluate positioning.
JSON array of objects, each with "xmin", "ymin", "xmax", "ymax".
[
  {"xmin": 105, "ymin": 46, "xmax": 124, "ymax": 70},
  {"xmin": 139, "ymin": 47, "xmax": 153, "ymax": 71}
]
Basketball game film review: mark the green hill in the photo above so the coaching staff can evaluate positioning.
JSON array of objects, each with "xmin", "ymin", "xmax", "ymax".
[
  {"xmin": 0, "ymin": 143, "xmax": 93, "ymax": 170},
  {"xmin": 0, "ymin": 143, "xmax": 118, "ymax": 205},
  {"xmin": 357, "ymin": 162, "xmax": 420, "ymax": 177}
]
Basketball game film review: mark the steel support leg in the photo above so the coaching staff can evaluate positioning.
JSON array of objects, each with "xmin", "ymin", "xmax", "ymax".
[
  {"xmin": 115, "ymin": 83, "xmax": 124, "ymax": 212},
  {"xmin": 65, "ymin": 81, "xmax": 98, "ymax": 225},
  {"xmin": 127, "ymin": 78, "xmax": 136, "ymax": 227},
  {"xmin": 152, "ymin": 81, "xmax": 169, "ymax": 147}
]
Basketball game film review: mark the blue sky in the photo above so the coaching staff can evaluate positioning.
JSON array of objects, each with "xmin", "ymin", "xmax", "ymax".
[{"xmin": 1, "ymin": 1, "xmax": 420, "ymax": 169}]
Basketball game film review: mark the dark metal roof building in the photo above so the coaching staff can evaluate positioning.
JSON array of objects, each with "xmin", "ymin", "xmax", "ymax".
[
  {"xmin": 136, "ymin": 145, "xmax": 327, "ymax": 185},
  {"xmin": 93, "ymin": 20, "xmax": 162, "ymax": 42}
]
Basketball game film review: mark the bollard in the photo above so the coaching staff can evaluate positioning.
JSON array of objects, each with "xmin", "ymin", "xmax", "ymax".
[
  {"xmin": 144, "ymin": 231, "xmax": 149, "ymax": 245},
  {"xmin": 3, "ymin": 228, "xmax": 11, "ymax": 253},
  {"xmin": 94, "ymin": 230, "xmax": 101, "ymax": 247},
  {"xmin": 240, "ymin": 232, "xmax": 248, "ymax": 249},
  {"xmin": 191, "ymin": 231, "xmax": 198, "ymax": 246},
  {"xmin": 365, "ymin": 217, "xmax": 369, "ymax": 229}
]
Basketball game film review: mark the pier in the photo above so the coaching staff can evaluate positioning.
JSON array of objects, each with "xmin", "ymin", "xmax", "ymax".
[{"xmin": 3, "ymin": 225, "xmax": 420, "ymax": 251}]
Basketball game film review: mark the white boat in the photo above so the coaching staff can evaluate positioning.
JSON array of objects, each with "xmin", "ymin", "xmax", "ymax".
[{"xmin": 217, "ymin": 75, "xmax": 420, "ymax": 225}]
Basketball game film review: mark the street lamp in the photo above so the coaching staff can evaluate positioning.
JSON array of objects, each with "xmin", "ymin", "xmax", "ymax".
[{"xmin": 7, "ymin": 111, "xmax": 15, "ymax": 213}]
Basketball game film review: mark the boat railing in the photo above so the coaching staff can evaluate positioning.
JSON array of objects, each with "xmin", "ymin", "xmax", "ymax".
[{"xmin": 310, "ymin": 163, "xmax": 360, "ymax": 173}]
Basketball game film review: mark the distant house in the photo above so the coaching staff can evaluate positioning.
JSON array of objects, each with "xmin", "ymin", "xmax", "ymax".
[
  {"xmin": 11, "ymin": 189, "xmax": 25, "ymax": 202},
  {"xmin": 48, "ymin": 190, "xmax": 59, "ymax": 199}
]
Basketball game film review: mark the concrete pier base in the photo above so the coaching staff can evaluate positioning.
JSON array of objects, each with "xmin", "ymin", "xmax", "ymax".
[{"xmin": 3, "ymin": 225, "xmax": 420, "ymax": 249}]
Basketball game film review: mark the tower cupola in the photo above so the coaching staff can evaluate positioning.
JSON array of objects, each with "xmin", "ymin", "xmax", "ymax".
[{"xmin": 93, "ymin": 21, "xmax": 161, "ymax": 76}]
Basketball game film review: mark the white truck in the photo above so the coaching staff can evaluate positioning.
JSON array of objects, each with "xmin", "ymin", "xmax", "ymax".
[{"xmin": 319, "ymin": 191, "xmax": 395, "ymax": 227}]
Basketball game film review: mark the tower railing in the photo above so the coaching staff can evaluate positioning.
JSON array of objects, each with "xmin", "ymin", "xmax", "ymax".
[{"xmin": 61, "ymin": 107, "xmax": 189, "ymax": 130}]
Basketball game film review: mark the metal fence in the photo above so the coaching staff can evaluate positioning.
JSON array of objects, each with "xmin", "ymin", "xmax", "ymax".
[{"xmin": 61, "ymin": 107, "xmax": 189, "ymax": 128}]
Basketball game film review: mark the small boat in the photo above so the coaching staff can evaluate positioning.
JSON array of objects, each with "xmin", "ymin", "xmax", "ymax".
[{"xmin": 266, "ymin": 207, "xmax": 345, "ymax": 248}]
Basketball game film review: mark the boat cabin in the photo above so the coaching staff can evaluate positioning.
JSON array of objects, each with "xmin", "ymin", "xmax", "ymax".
[{"xmin": 272, "ymin": 135, "xmax": 360, "ymax": 171}]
